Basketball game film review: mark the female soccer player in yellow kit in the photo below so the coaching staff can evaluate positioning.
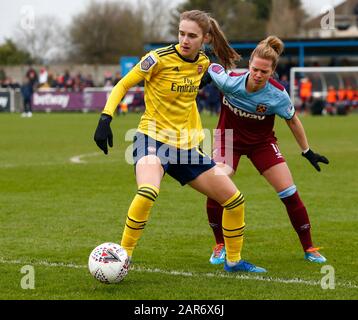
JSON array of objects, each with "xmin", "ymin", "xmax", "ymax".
[{"xmin": 94, "ymin": 10, "xmax": 266, "ymax": 273}]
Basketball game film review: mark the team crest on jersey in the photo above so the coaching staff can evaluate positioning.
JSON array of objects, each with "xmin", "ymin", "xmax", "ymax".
[
  {"xmin": 198, "ymin": 65, "xmax": 203, "ymax": 74},
  {"xmin": 140, "ymin": 54, "xmax": 157, "ymax": 72},
  {"xmin": 256, "ymin": 104, "xmax": 267, "ymax": 113},
  {"xmin": 211, "ymin": 64, "xmax": 224, "ymax": 74}
]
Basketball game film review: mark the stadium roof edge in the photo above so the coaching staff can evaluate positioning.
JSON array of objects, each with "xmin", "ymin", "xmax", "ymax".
[
  {"xmin": 145, "ymin": 37, "xmax": 358, "ymax": 67},
  {"xmin": 145, "ymin": 37, "xmax": 358, "ymax": 50}
]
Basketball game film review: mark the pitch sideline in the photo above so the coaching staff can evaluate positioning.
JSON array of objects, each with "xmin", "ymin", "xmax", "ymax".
[{"xmin": 1, "ymin": 256, "xmax": 357, "ymax": 289}]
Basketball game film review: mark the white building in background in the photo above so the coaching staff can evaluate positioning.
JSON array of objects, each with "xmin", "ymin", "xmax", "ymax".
[{"xmin": 303, "ymin": 0, "xmax": 358, "ymax": 38}]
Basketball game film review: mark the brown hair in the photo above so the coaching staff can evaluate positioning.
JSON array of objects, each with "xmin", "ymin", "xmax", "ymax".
[
  {"xmin": 249, "ymin": 36, "xmax": 284, "ymax": 71},
  {"xmin": 180, "ymin": 10, "xmax": 240, "ymax": 69}
]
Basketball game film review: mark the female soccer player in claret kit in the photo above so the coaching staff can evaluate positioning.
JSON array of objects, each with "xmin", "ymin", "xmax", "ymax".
[
  {"xmin": 205, "ymin": 36, "xmax": 329, "ymax": 265},
  {"xmin": 94, "ymin": 10, "xmax": 266, "ymax": 273}
]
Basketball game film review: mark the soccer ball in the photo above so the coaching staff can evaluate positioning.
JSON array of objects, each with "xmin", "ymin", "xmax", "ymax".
[{"xmin": 88, "ymin": 242, "xmax": 130, "ymax": 284}]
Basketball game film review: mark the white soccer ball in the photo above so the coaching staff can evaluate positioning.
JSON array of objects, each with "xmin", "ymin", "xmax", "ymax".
[{"xmin": 88, "ymin": 242, "xmax": 130, "ymax": 284}]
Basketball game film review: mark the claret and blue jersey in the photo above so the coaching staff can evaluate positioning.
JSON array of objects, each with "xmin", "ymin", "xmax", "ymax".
[{"xmin": 208, "ymin": 63, "xmax": 295, "ymax": 120}]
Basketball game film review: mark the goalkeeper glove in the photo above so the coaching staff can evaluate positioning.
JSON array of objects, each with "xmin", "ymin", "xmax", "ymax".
[
  {"xmin": 94, "ymin": 113, "xmax": 113, "ymax": 155},
  {"xmin": 302, "ymin": 149, "xmax": 329, "ymax": 172}
]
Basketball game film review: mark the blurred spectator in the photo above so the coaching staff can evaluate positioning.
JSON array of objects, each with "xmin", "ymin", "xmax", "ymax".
[
  {"xmin": 336, "ymin": 86, "xmax": 350, "ymax": 115},
  {"xmin": 38, "ymin": 68, "xmax": 51, "ymax": 91},
  {"xmin": 47, "ymin": 72, "xmax": 57, "ymax": 88},
  {"xmin": 112, "ymin": 71, "xmax": 122, "ymax": 86},
  {"xmin": 38, "ymin": 67, "xmax": 48, "ymax": 88},
  {"xmin": 26, "ymin": 66, "xmax": 38, "ymax": 89},
  {"xmin": 276, "ymin": 59, "xmax": 296, "ymax": 80},
  {"xmin": 204, "ymin": 82, "xmax": 221, "ymax": 115},
  {"xmin": 65, "ymin": 78, "xmax": 75, "ymax": 91},
  {"xmin": 104, "ymin": 79, "xmax": 113, "ymax": 89},
  {"xmin": 1, "ymin": 77, "xmax": 11, "ymax": 88},
  {"xmin": 119, "ymin": 101, "xmax": 128, "ymax": 116},
  {"xmin": 337, "ymin": 86, "xmax": 346, "ymax": 102},
  {"xmin": 325, "ymin": 85, "xmax": 337, "ymax": 115},
  {"xmin": 104, "ymin": 71, "xmax": 113, "ymax": 87},
  {"xmin": 64, "ymin": 70, "xmax": 74, "ymax": 91},
  {"xmin": 329, "ymin": 57, "xmax": 338, "ymax": 67},
  {"xmin": 131, "ymin": 86, "xmax": 144, "ymax": 112},
  {"xmin": 1, "ymin": 77, "xmax": 20, "ymax": 89},
  {"xmin": 299, "ymin": 77, "xmax": 312, "ymax": 115},
  {"xmin": 196, "ymin": 88, "xmax": 206, "ymax": 113},
  {"xmin": 56, "ymin": 74, "xmax": 65, "ymax": 90},
  {"xmin": 346, "ymin": 85, "xmax": 355, "ymax": 110},
  {"xmin": 73, "ymin": 73, "xmax": 84, "ymax": 92},
  {"xmin": 63, "ymin": 70, "xmax": 74, "ymax": 91},
  {"xmin": 279, "ymin": 74, "xmax": 290, "ymax": 93},
  {"xmin": 84, "ymin": 74, "xmax": 95, "ymax": 88},
  {"xmin": 1, "ymin": 68, "xmax": 97, "ymax": 93},
  {"xmin": 63, "ymin": 70, "xmax": 71, "ymax": 83},
  {"xmin": 20, "ymin": 76, "xmax": 34, "ymax": 118}
]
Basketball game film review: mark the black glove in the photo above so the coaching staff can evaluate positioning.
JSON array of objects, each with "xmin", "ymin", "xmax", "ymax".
[
  {"xmin": 302, "ymin": 149, "xmax": 329, "ymax": 172},
  {"xmin": 94, "ymin": 113, "xmax": 113, "ymax": 155}
]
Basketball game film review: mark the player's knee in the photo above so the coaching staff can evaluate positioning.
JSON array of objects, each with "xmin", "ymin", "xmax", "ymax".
[
  {"xmin": 277, "ymin": 185, "xmax": 297, "ymax": 199},
  {"xmin": 214, "ymin": 162, "xmax": 235, "ymax": 177}
]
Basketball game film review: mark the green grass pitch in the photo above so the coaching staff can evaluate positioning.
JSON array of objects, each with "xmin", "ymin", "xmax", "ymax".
[{"xmin": 0, "ymin": 112, "xmax": 357, "ymax": 300}]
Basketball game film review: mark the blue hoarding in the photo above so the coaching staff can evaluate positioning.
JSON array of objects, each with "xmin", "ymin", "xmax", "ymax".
[{"xmin": 120, "ymin": 56, "xmax": 140, "ymax": 77}]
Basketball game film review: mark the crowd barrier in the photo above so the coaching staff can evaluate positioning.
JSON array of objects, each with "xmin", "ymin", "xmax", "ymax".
[
  {"xmin": 0, "ymin": 89, "xmax": 14, "ymax": 112},
  {"xmin": 0, "ymin": 87, "xmax": 144, "ymax": 113}
]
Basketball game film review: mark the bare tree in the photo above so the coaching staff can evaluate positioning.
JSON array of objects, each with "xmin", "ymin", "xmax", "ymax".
[
  {"xmin": 170, "ymin": 0, "xmax": 267, "ymax": 41},
  {"xmin": 137, "ymin": 0, "xmax": 177, "ymax": 42},
  {"xmin": 13, "ymin": 15, "xmax": 66, "ymax": 63},
  {"xmin": 267, "ymin": 0, "xmax": 306, "ymax": 38},
  {"xmin": 68, "ymin": 1, "xmax": 145, "ymax": 64},
  {"xmin": 225, "ymin": 1, "xmax": 267, "ymax": 41}
]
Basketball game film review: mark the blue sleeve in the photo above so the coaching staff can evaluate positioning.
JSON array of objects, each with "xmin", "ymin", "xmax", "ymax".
[
  {"xmin": 208, "ymin": 63, "xmax": 238, "ymax": 94},
  {"xmin": 276, "ymin": 90, "xmax": 295, "ymax": 120}
]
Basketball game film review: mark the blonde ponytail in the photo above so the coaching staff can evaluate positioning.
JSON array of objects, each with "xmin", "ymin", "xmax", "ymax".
[{"xmin": 209, "ymin": 17, "xmax": 241, "ymax": 70}]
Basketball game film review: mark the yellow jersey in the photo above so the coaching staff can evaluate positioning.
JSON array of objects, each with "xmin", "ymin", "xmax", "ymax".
[{"xmin": 103, "ymin": 44, "xmax": 210, "ymax": 149}]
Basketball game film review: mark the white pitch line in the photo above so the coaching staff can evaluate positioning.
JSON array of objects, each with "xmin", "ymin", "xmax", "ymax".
[
  {"xmin": 69, "ymin": 152, "xmax": 103, "ymax": 164},
  {"xmin": 1, "ymin": 257, "xmax": 357, "ymax": 289}
]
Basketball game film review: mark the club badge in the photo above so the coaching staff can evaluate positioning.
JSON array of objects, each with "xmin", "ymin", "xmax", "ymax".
[
  {"xmin": 256, "ymin": 104, "xmax": 267, "ymax": 113},
  {"xmin": 211, "ymin": 64, "xmax": 224, "ymax": 74},
  {"xmin": 198, "ymin": 65, "xmax": 203, "ymax": 74},
  {"xmin": 140, "ymin": 54, "xmax": 157, "ymax": 72}
]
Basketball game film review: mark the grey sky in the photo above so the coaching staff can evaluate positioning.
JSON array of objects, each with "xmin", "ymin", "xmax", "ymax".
[{"xmin": 0, "ymin": 0, "xmax": 346, "ymax": 43}]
